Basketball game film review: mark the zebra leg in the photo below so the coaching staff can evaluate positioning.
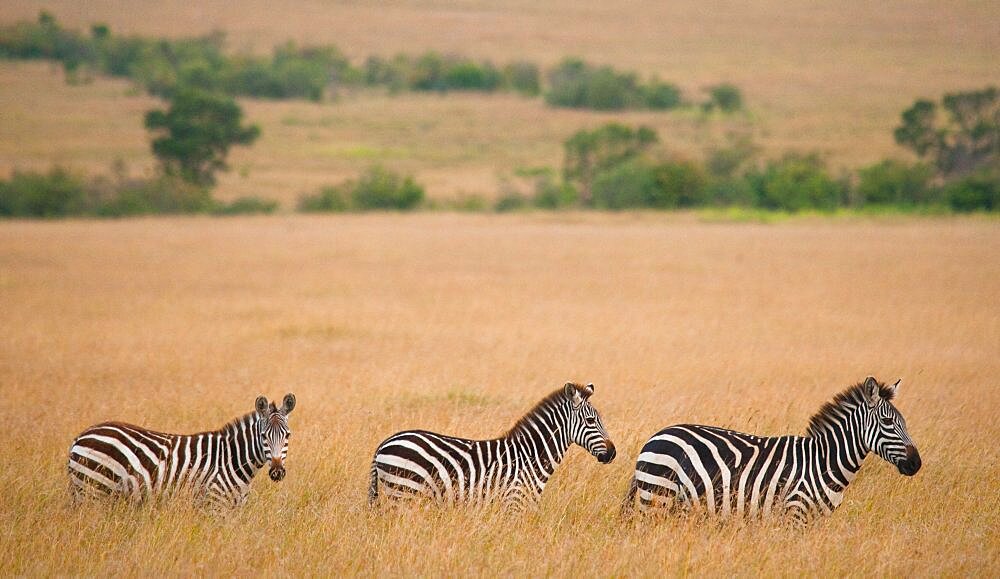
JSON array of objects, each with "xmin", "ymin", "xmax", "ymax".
[
  {"xmin": 367, "ymin": 461, "xmax": 380, "ymax": 508},
  {"xmin": 620, "ymin": 475, "xmax": 639, "ymax": 518},
  {"xmin": 635, "ymin": 475, "xmax": 687, "ymax": 514}
]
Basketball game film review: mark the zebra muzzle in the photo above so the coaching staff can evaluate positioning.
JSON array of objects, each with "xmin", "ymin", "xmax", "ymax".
[
  {"xmin": 269, "ymin": 460, "xmax": 286, "ymax": 482},
  {"xmin": 597, "ymin": 441, "xmax": 617, "ymax": 464},
  {"xmin": 897, "ymin": 445, "xmax": 921, "ymax": 476}
]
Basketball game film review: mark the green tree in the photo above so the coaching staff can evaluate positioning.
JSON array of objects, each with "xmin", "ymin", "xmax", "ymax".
[
  {"xmin": 144, "ymin": 88, "xmax": 260, "ymax": 186},
  {"xmin": 894, "ymin": 87, "xmax": 999, "ymax": 179},
  {"xmin": 563, "ymin": 123, "xmax": 658, "ymax": 204}
]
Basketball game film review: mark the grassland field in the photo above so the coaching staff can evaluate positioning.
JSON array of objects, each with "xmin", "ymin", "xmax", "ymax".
[
  {"xmin": 1, "ymin": 1, "xmax": 999, "ymax": 205},
  {"xmin": 0, "ymin": 214, "xmax": 998, "ymax": 575},
  {"xmin": 1, "ymin": 1, "xmax": 999, "ymax": 576}
]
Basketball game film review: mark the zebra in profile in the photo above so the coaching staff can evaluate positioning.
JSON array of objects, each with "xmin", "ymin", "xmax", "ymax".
[
  {"xmin": 68, "ymin": 394, "xmax": 296, "ymax": 507},
  {"xmin": 369, "ymin": 382, "xmax": 616, "ymax": 511},
  {"xmin": 622, "ymin": 377, "xmax": 921, "ymax": 523}
]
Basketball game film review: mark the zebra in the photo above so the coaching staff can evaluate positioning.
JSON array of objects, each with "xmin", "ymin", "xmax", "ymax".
[
  {"xmin": 368, "ymin": 382, "xmax": 616, "ymax": 511},
  {"xmin": 622, "ymin": 377, "xmax": 921, "ymax": 523},
  {"xmin": 67, "ymin": 394, "xmax": 296, "ymax": 507}
]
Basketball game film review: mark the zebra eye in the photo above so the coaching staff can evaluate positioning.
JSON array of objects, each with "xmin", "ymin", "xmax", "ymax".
[
  {"xmin": 880, "ymin": 417, "xmax": 895, "ymax": 426},
  {"xmin": 585, "ymin": 417, "xmax": 597, "ymax": 426}
]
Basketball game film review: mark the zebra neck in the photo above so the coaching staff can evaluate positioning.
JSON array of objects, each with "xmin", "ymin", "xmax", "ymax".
[
  {"xmin": 810, "ymin": 404, "xmax": 869, "ymax": 487},
  {"xmin": 220, "ymin": 412, "xmax": 266, "ymax": 485},
  {"xmin": 507, "ymin": 405, "xmax": 572, "ymax": 479}
]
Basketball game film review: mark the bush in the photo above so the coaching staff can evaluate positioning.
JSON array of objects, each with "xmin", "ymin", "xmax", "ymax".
[
  {"xmin": 857, "ymin": 160, "xmax": 936, "ymax": 205},
  {"xmin": 563, "ymin": 123, "xmax": 659, "ymax": 202},
  {"xmin": 298, "ymin": 166, "xmax": 425, "ymax": 212},
  {"xmin": 706, "ymin": 178, "xmax": 757, "ymax": 206},
  {"xmin": 351, "ymin": 166, "xmax": 424, "ymax": 210},
  {"xmin": 545, "ymin": 58, "xmax": 640, "ymax": 110},
  {"xmin": 750, "ymin": 153, "xmax": 844, "ymax": 211},
  {"xmin": 212, "ymin": 196, "xmax": 279, "ymax": 215},
  {"xmin": 706, "ymin": 135, "xmax": 760, "ymax": 179},
  {"xmin": 443, "ymin": 59, "xmax": 502, "ymax": 91},
  {"xmin": 653, "ymin": 160, "xmax": 709, "ymax": 207},
  {"xmin": 94, "ymin": 176, "xmax": 214, "ymax": 216},
  {"xmin": 704, "ymin": 84, "xmax": 743, "ymax": 113},
  {"xmin": 298, "ymin": 185, "xmax": 350, "ymax": 212},
  {"xmin": 591, "ymin": 159, "xmax": 661, "ymax": 209},
  {"xmin": 531, "ymin": 174, "xmax": 578, "ymax": 209},
  {"xmin": 503, "ymin": 61, "xmax": 541, "ymax": 96},
  {"xmin": 0, "ymin": 167, "xmax": 89, "ymax": 217},
  {"xmin": 494, "ymin": 190, "xmax": 528, "ymax": 212},
  {"xmin": 944, "ymin": 171, "xmax": 999, "ymax": 212},
  {"xmin": 643, "ymin": 80, "xmax": 683, "ymax": 110}
]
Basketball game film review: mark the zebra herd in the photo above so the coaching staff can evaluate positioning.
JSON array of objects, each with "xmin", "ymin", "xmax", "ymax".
[{"xmin": 67, "ymin": 377, "xmax": 922, "ymax": 522}]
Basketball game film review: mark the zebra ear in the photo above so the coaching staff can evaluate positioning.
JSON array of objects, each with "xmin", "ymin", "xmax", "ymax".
[
  {"xmin": 891, "ymin": 378, "xmax": 901, "ymax": 396},
  {"xmin": 564, "ymin": 382, "xmax": 585, "ymax": 408},
  {"xmin": 282, "ymin": 393, "xmax": 296, "ymax": 414},
  {"xmin": 255, "ymin": 396, "xmax": 269, "ymax": 415},
  {"xmin": 863, "ymin": 376, "xmax": 880, "ymax": 407},
  {"xmin": 584, "ymin": 383, "xmax": 595, "ymax": 397}
]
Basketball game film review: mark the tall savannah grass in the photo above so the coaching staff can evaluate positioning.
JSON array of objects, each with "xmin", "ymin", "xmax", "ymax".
[{"xmin": 0, "ymin": 214, "xmax": 997, "ymax": 575}]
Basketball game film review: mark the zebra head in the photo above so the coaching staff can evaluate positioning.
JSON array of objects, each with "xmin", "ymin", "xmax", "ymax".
[
  {"xmin": 255, "ymin": 394, "xmax": 296, "ymax": 482},
  {"xmin": 861, "ymin": 377, "xmax": 921, "ymax": 476},
  {"xmin": 564, "ymin": 382, "xmax": 616, "ymax": 464}
]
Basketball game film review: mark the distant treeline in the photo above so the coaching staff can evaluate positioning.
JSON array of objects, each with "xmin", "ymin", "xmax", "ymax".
[
  {"xmin": 493, "ymin": 108, "xmax": 998, "ymax": 213},
  {"xmin": 0, "ymin": 167, "xmax": 278, "ymax": 218},
  {"xmin": 0, "ymin": 12, "xmax": 740, "ymax": 112}
]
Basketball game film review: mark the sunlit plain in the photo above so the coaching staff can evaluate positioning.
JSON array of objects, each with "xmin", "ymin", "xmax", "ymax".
[{"xmin": 1, "ymin": 214, "xmax": 997, "ymax": 575}]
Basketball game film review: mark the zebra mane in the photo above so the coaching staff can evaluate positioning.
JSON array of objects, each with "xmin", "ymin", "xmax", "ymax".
[
  {"xmin": 503, "ymin": 385, "xmax": 584, "ymax": 437},
  {"xmin": 806, "ymin": 379, "xmax": 895, "ymax": 437},
  {"xmin": 220, "ymin": 411, "xmax": 260, "ymax": 435}
]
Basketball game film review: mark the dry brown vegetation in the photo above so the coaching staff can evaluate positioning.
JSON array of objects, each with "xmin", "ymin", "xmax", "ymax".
[
  {"xmin": 1, "ymin": 1, "xmax": 999, "ymax": 204},
  {"xmin": 1, "ymin": 214, "xmax": 998, "ymax": 575}
]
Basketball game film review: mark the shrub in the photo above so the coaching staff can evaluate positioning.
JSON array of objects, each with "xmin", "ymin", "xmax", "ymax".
[
  {"xmin": 545, "ymin": 58, "xmax": 639, "ymax": 110},
  {"xmin": 298, "ymin": 185, "xmax": 350, "ymax": 212},
  {"xmin": 351, "ymin": 166, "xmax": 424, "ymax": 210},
  {"xmin": 653, "ymin": 160, "xmax": 709, "ymax": 207},
  {"xmin": 94, "ymin": 176, "xmax": 214, "ymax": 216},
  {"xmin": 750, "ymin": 153, "xmax": 844, "ymax": 211},
  {"xmin": 706, "ymin": 178, "xmax": 757, "ymax": 206},
  {"xmin": 704, "ymin": 84, "xmax": 743, "ymax": 113},
  {"xmin": 591, "ymin": 159, "xmax": 661, "ymax": 209},
  {"xmin": 0, "ymin": 167, "xmax": 89, "ymax": 217},
  {"xmin": 503, "ymin": 61, "xmax": 541, "ymax": 96},
  {"xmin": 857, "ymin": 160, "xmax": 936, "ymax": 205},
  {"xmin": 364, "ymin": 55, "xmax": 407, "ymax": 92},
  {"xmin": 212, "ymin": 196, "xmax": 279, "ymax": 215},
  {"xmin": 944, "ymin": 171, "xmax": 999, "ymax": 211},
  {"xmin": 643, "ymin": 80, "xmax": 683, "ymax": 110},
  {"xmin": 564, "ymin": 123, "xmax": 659, "ymax": 202},
  {"xmin": 298, "ymin": 167, "xmax": 425, "ymax": 212},
  {"xmin": 531, "ymin": 175, "xmax": 578, "ymax": 209},
  {"xmin": 494, "ymin": 191, "xmax": 528, "ymax": 212},
  {"xmin": 706, "ymin": 134, "xmax": 760, "ymax": 178},
  {"xmin": 443, "ymin": 59, "xmax": 502, "ymax": 91}
]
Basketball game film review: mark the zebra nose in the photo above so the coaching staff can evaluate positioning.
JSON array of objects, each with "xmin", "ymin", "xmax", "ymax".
[
  {"xmin": 269, "ymin": 458, "xmax": 286, "ymax": 482},
  {"xmin": 898, "ymin": 445, "xmax": 921, "ymax": 476},
  {"xmin": 598, "ymin": 441, "xmax": 616, "ymax": 464}
]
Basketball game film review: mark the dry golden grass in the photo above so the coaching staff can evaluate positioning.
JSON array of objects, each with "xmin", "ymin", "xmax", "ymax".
[
  {"xmin": 0, "ymin": 214, "xmax": 998, "ymax": 575},
  {"xmin": 2, "ymin": 1, "xmax": 999, "ymax": 203}
]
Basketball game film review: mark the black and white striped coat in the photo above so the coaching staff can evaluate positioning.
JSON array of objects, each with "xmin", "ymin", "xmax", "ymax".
[
  {"xmin": 369, "ymin": 383, "xmax": 616, "ymax": 511},
  {"xmin": 68, "ymin": 394, "xmax": 295, "ymax": 507},
  {"xmin": 624, "ymin": 377, "xmax": 921, "ymax": 522}
]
